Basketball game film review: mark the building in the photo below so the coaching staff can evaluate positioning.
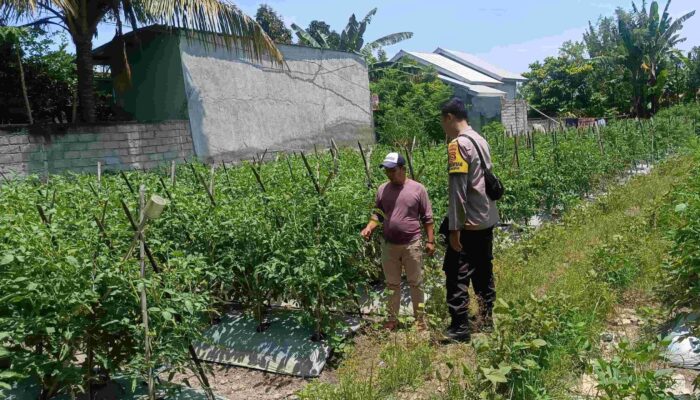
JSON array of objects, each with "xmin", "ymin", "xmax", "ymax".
[
  {"xmin": 92, "ymin": 25, "xmax": 374, "ymax": 162},
  {"xmin": 391, "ymin": 48, "xmax": 527, "ymax": 133}
]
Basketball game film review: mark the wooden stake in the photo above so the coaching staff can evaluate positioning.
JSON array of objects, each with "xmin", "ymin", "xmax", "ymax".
[
  {"xmin": 249, "ymin": 163, "xmax": 266, "ymax": 193},
  {"xmin": 138, "ymin": 186, "xmax": 155, "ymax": 400},
  {"xmin": 650, "ymin": 118, "xmax": 656, "ymax": 164},
  {"xmin": 402, "ymin": 145, "xmax": 416, "ymax": 181},
  {"xmin": 188, "ymin": 164, "xmax": 215, "ymax": 206},
  {"xmin": 120, "ymin": 199, "xmax": 161, "ymax": 274},
  {"xmin": 330, "ymin": 138, "xmax": 339, "ymax": 154},
  {"xmin": 330, "ymin": 146, "xmax": 339, "ymax": 175},
  {"xmin": 595, "ymin": 123, "xmax": 604, "ymax": 155},
  {"xmin": 300, "ymin": 152, "xmax": 321, "ymax": 195},
  {"xmin": 513, "ymin": 134, "xmax": 520, "ymax": 169},
  {"xmin": 93, "ymin": 215, "xmax": 113, "ymax": 249},
  {"xmin": 158, "ymin": 176, "xmax": 172, "ymax": 201},
  {"xmin": 285, "ymin": 156, "xmax": 296, "ymax": 181},
  {"xmin": 97, "ymin": 161, "xmax": 101, "ymax": 189},
  {"xmin": 120, "ymin": 170, "xmax": 135, "ymax": 195},
  {"xmin": 209, "ymin": 165, "xmax": 215, "ymax": 202},
  {"xmin": 357, "ymin": 141, "xmax": 373, "ymax": 189},
  {"xmin": 170, "ymin": 160, "xmax": 176, "ymax": 187}
]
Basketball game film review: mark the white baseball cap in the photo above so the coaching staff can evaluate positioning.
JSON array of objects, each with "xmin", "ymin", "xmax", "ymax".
[{"xmin": 379, "ymin": 152, "xmax": 406, "ymax": 169}]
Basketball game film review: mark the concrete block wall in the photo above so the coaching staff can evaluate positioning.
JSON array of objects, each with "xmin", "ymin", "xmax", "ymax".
[
  {"xmin": 501, "ymin": 99, "xmax": 529, "ymax": 136},
  {"xmin": 0, "ymin": 121, "xmax": 194, "ymax": 176}
]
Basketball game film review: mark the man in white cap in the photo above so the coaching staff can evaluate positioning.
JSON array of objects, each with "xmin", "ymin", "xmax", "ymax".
[{"xmin": 360, "ymin": 152, "xmax": 435, "ymax": 330}]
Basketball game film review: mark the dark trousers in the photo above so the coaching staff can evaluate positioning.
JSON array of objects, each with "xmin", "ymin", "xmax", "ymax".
[{"xmin": 443, "ymin": 227, "xmax": 495, "ymax": 327}]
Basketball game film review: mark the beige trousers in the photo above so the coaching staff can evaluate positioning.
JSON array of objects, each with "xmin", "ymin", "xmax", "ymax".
[{"xmin": 381, "ymin": 239, "xmax": 424, "ymax": 321}]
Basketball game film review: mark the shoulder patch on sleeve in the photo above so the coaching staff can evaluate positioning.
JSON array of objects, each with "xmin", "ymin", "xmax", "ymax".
[{"xmin": 448, "ymin": 140, "xmax": 469, "ymax": 174}]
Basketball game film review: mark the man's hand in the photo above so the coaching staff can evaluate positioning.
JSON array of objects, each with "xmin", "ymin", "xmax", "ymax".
[
  {"xmin": 361, "ymin": 219, "xmax": 379, "ymax": 241},
  {"xmin": 425, "ymin": 242, "xmax": 436, "ymax": 256},
  {"xmin": 449, "ymin": 230, "xmax": 462, "ymax": 252}
]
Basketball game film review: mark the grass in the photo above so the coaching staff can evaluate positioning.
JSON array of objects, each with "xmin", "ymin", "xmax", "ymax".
[{"xmin": 298, "ymin": 145, "xmax": 700, "ymax": 400}]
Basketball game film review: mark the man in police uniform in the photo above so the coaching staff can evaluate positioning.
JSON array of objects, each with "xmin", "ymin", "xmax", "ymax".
[{"xmin": 440, "ymin": 98, "xmax": 499, "ymax": 342}]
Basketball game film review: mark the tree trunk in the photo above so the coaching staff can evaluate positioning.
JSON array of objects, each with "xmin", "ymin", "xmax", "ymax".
[
  {"xmin": 74, "ymin": 36, "xmax": 96, "ymax": 123},
  {"xmin": 16, "ymin": 49, "xmax": 33, "ymax": 125}
]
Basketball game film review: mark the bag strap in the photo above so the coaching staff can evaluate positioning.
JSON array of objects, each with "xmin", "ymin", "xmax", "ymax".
[{"xmin": 461, "ymin": 134, "xmax": 491, "ymax": 172}]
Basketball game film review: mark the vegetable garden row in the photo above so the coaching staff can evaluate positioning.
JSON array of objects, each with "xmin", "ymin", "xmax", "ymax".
[{"xmin": 1, "ymin": 104, "xmax": 698, "ymax": 398}]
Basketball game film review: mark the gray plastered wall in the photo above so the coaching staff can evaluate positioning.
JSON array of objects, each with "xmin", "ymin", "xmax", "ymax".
[{"xmin": 179, "ymin": 41, "xmax": 374, "ymax": 162}]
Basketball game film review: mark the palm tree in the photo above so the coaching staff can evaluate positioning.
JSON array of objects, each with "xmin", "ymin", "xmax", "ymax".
[
  {"xmin": 0, "ymin": 0, "xmax": 284, "ymax": 122},
  {"xmin": 617, "ymin": 0, "xmax": 694, "ymax": 116},
  {"xmin": 291, "ymin": 8, "xmax": 412, "ymax": 58},
  {"xmin": 0, "ymin": 26, "xmax": 32, "ymax": 124}
]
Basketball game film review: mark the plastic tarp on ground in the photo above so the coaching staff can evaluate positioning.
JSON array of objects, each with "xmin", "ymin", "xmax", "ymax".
[
  {"xmin": 665, "ymin": 312, "xmax": 700, "ymax": 370},
  {"xmin": 195, "ymin": 309, "xmax": 360, "ymax": 378},
  {"xmin": 0, "ymin": 376, "xmax": 224, "ymax": 400}
]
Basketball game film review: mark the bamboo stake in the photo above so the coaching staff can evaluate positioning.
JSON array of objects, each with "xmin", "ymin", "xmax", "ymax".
[
  {"xmin": 650, "ymin": 118, "xmax": 656, "ymax": 164},
  {"xmin": 285, "ymin": 156, "xmax": 296, "ymax": 181},
  {"xmin": 300, "ymin": 152, "xmax": 321, "ymax": 195},
  {"xmin": 249, "ymin": 163, "xmax": 267, "ymax": 193},
  {"xmin": 513, "ymin": 134, "xmax": 520, "ymax": 169},
  {"xmin": 209, "ymin": 165, "xmax": 216, "ymax": 203},
  {"xmin": 188, "ymin": 164, "xmax": 215, "ymax": 206},
  {"xmin": 119, "ymin": 199, "xmax": 161, "ymax": 272},
  {"xmin": 138, "ymin": 186, "xmax": 155, "ymax": 400},
  {"xmin": 502, "ymin": 128, "xmax": 507, "ymax": 156},
  {"xmin": 158, "ymin": 177, "xmax": 172, "ymax": 202},
  {"xmin": 313, "ymin": 145, "xmax": 320, "ymax": 182},
  {"xmin": 330, "ymin": 138, "xmax": 339, "ymax": 154},
  {"xmin": 97, "ymin": 161, "xmax": 101, "ymax": 189},
  {"xmin": 320, "ymin": 171, "xmax": 336, "ymax": 195},
  {"xmin": 93, "ymin": 215, "xmax": 113, "ymax": 249},
  {"xmin": 357, "ymin": 141, "xmax": 373, "ymax": 189},
  {"xmin": 220, "ymin": 160, "xmax": 232, "ymax": 192},
  {"xmin": 120, "ymin": 171, "xmax": 135, "ymax": 195},
  {"xmin": 36, "ymin": 204, "xmax": 50, "ymax": 227},
  {"xmin": 402, "ymin": 145, "xmax": 415, "ymax": 181},
  {"xmin": 88, "ymin": 182, "xmax": 98, "ymax": 197},
  {"xmin": 188, "ymin": 346, "xmax": 215, "ymax": 400},
  {"xmin": 595, "ymin": 123, "xmax": 604, "ymax": 155},
  {"xmin": 330, "ymin": 146, "xmax": 339, "ymax": 175}
]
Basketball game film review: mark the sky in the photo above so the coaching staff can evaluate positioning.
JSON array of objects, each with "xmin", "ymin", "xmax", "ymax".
[{"xmin": 76, "ymin": 0, "xmax": 700, "ymax": 74}]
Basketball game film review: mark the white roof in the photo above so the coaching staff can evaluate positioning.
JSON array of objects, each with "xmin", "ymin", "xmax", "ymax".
[
  {"xmin": 435, "ymin": 48, "xmax": 526, "ymax": 81},
  {"xmin": 391, "ymin": 51, "xmax": 501, "ymax": 85},
  {"xmin": 438, "ymin": 75, "xmax": 506, "ymax": 97}
]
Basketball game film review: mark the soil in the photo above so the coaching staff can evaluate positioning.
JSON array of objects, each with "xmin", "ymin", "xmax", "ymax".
[
  {"xmin": 571, "ymin": 291, "xmax": 699, "ymax": 399},
  {"xmin": 162, "ymin": 364, "xmax": 335, "ymax": 400}
]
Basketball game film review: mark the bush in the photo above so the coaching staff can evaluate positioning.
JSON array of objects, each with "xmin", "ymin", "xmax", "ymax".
[
  {"xmin": 371, "ymin": 62, "xmax": 453, "ymax": 146},
  {"xmin": 660, "ymin": 160, "xmax": 700, "ymax": 312}
]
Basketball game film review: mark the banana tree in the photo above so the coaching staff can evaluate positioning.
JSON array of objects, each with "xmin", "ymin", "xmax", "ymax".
[
  {"xmin": 0, "ymin": 0, "xmax": 283, "ymax": 123},
  {"xmin": 617, "ymin": 0, "xmax": 695, "ymax": 116},
  {"xmin": 0, "ymin": 26, "xmax": 32, "ymax": 124},
  {"xmin": 291, "ymin": 8, "xmax": 412, "ymax": 59}
]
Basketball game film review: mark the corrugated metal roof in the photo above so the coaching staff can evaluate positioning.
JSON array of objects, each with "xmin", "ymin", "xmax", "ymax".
[
  {"xmin": 438, "ymin": 75, "xmax": 506, "ymax": 97},
  {"xmin": 391, "ymin": 51, "xmax": 501, "ymax": 85},
  {"xmin": 435, "ymin": 48, "xmax": 526, "ymax": 81}
]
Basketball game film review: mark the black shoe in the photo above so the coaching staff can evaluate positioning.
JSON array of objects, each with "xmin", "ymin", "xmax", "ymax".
[{"xmin": 442, "ymin": 325, "xmax": 471, "ymax": 343}]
